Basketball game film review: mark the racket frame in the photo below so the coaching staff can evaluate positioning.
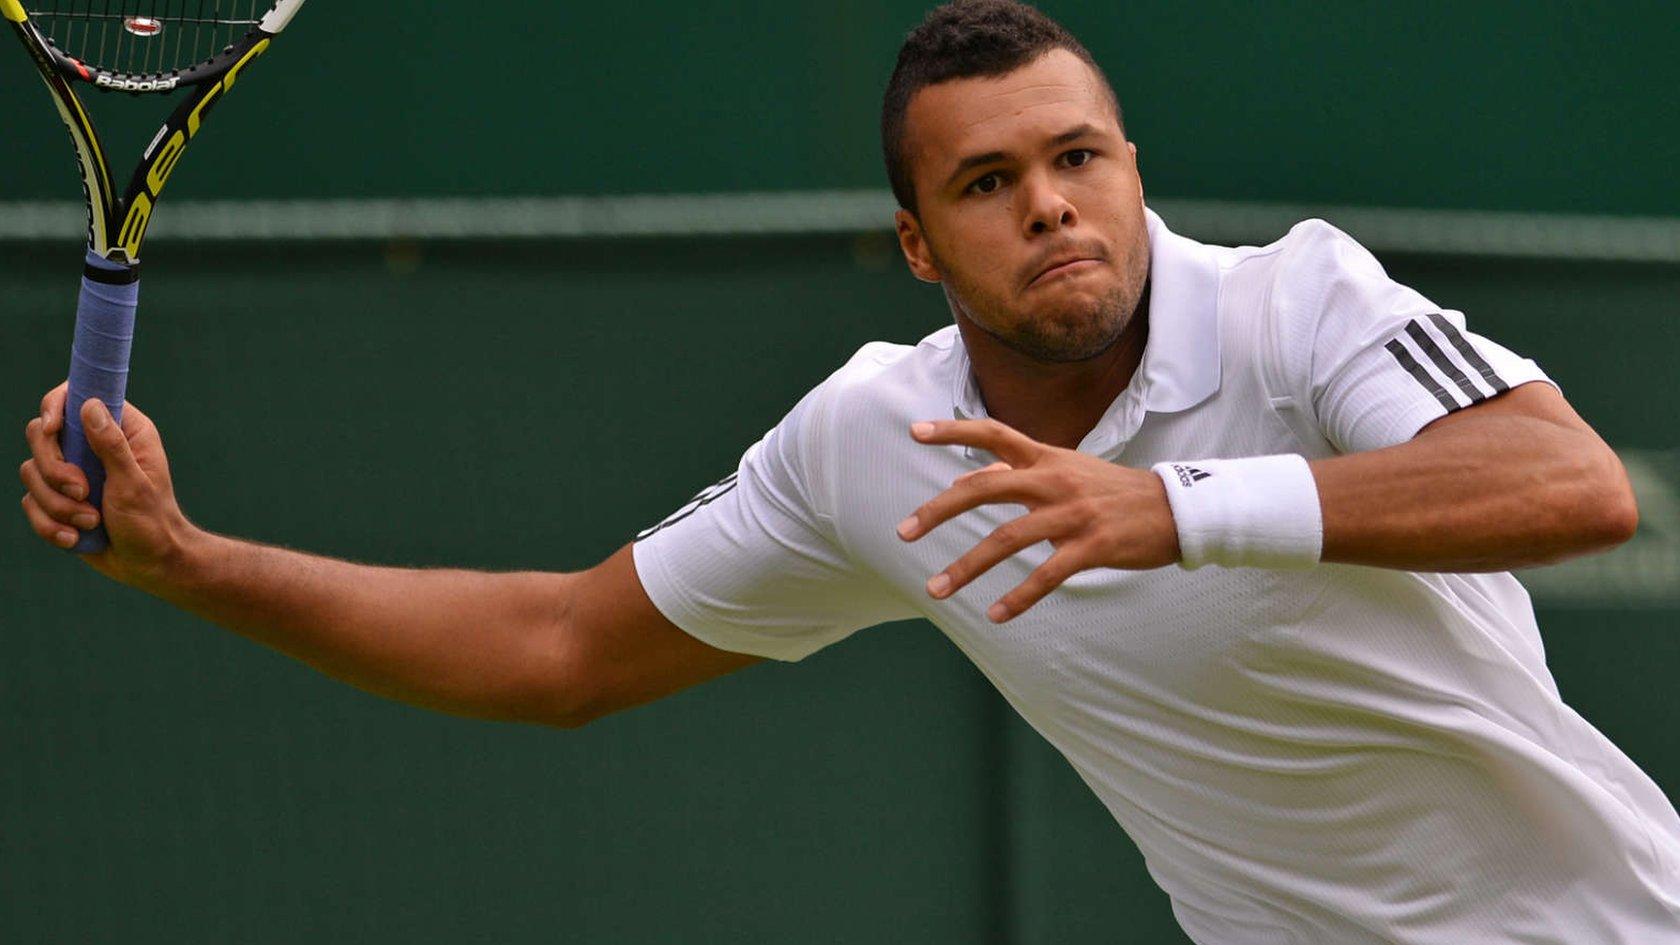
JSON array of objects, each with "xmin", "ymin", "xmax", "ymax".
[
  {"xmin": 4, "ymin": 0, "xmax": 307, "ymax": 261},
  {"xmin": 5, "ymin": 0, "xmax": 306, "ymax": 552}
]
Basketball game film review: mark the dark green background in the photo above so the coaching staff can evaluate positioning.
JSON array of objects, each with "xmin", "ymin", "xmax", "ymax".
[
  {"xmin": 2, "ymin": 1, "xmax": 1678, "ymax": 213},
  {"xmin": 4, "ymin": 2, "xmax": 1679, "ymax": 943},
  {"xmin": 2, "ymin": 236, "xmax": 1677, "ymax": 944}
]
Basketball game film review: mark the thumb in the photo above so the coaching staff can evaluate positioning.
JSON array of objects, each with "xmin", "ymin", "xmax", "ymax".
[{"xmin": 82, "ymin": 399, "xmax": 145, "ymax": 481}]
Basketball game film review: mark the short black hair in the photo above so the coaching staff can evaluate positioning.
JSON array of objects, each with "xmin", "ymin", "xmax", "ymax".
[{"xmin": 881, "ymin": 0, "xmax": 1122, "ymax": 214}]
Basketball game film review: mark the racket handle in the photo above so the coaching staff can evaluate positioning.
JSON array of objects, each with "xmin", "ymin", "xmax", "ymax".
[{"xmin": 60, "ymin": 250, "xmax": 140, "ymax": 554}]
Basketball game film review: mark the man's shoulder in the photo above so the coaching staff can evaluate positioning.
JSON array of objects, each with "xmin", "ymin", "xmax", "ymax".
[
  {"xmin": 1215, "ymin": 216, "xmax": 1393, "ymax": 314},
  {"xmin": 773, "ymin": 327, "xmax": 961, "ymax": 518},
  {"xmin": 1215, "ymin": 217, "xmax": 1382, "ymax": 286},
  {"xmin": 1193, "ymin": 217, "xmax": 1413, "ymax": 406},
  {"xmin": 778, "ymin": 325, "xmax": 960, "ymax": 463},
  {"xmin": 816, "ymin": 325, "xmax": 962, "ymax": 413},
  {"xmin": 1211, "ymin": 217, "xmax": 1408, "ymax": 357}
]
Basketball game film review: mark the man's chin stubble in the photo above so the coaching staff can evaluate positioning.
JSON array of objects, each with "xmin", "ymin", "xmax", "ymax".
[{"xmin": 973, "ymin": 290, "xmax": 1139, "ymax": 364}]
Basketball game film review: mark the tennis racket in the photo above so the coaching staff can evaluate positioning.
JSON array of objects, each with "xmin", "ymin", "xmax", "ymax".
[{"xmin": 4, "ymin": 0, "xmax": 306, "ymax": 552}]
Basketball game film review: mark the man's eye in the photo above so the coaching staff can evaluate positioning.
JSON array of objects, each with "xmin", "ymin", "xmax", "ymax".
[
  {"xmin": 1064, "ymin": 149, "xmax": 1094, "ymax": 167},
  {"xmin": 968, "ymin": 173, "xmax": 1002, "ymax": 195}
]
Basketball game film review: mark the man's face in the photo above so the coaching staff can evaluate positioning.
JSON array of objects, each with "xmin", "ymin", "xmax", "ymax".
[{"xmin": 895, "ymin": 49, "xmax": 1150, "ymax": 363}]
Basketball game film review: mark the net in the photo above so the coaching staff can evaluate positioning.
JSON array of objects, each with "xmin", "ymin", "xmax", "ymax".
[{"xmin": 28, "ymin": 1, "xmax": 269, "ymax": 78}]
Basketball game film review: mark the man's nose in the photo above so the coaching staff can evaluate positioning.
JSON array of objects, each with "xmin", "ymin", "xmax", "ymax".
[{"xmin": 1022, "ymin": 171, "xmax": 1077, "ymax": 236}]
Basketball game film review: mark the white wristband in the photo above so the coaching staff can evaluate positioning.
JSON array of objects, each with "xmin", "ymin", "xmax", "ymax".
[{"xmin": 1152, "ymin": 454, "xmax": 1323, "ymax": 570}]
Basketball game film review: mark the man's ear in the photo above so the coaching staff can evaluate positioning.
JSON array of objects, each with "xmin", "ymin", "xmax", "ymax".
[
  {"xmin": 1127, "ymin": 141, "xmax": 1144, "ymax": 202},
  {"xmin": 895, "ymin": 209, "xmax": 943, "ymax": 284}
]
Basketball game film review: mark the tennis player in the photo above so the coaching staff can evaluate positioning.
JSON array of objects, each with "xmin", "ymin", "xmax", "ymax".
[{"xmin": 19, "ymin": 2, "xmax": 1680, "ymax": 941}]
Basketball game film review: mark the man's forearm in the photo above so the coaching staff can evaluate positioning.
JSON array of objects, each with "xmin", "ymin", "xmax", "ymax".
[
  {"xmin": 1313, "ymin": 406, "xmax": 1638, "ymax": 572},
  {"xmin": 146, "ymin": 530, "xmax": 575, "ymax": 723}
]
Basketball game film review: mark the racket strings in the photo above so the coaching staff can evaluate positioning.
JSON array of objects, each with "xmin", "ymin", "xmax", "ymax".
[{"xmin": 29, "ymin": 0, "xmax": 268, "ymax": 78}]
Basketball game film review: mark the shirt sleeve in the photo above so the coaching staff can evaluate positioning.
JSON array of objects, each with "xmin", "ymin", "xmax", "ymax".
[
  {"xmin": 1277, "ymin": 220, "xmax": 1555, "ymax": 455},
  {"xmin": 630, "ymin": 380, "xmax": 910, "ymax": 662}
]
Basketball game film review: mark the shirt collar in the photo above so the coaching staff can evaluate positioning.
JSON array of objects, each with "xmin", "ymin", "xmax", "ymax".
[
  {"xmin": 1134, "ymin": 206, "xmax": 1222, "ymax": 414},
  {"xmin": 950, "ymin": 207, "xmax": 1222, "ymax": 454}
]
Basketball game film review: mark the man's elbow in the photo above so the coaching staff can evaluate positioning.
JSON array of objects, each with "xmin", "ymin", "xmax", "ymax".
[
  {"xmin": 1589, "ymin": 481, "xmax": 1640, "ymax": 550},
  {"xmin": 506, "ymin": 667, "xmax": 608, "ymax": 730},
  {"xmin": 1572, "ymin": 447, "xmax": 1640, "ymax": 552},
  {"xmin": 536, "ymin": 707, "xmax": 601, "ymax": 730},
  {"xmin": 537, "ymin": 685, "xmax": 614, "ymax": 729},
  {"xmin": 500, "ymin": 586, "xmax": 612, "ymax": 730},
  {"xmin": 508, "ymin": 634, "xmax": 622, "ymax": 728}
]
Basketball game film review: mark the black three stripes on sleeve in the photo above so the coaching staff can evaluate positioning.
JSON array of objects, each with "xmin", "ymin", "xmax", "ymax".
[
  {"xmin": 1383, "ymin": 313, "xmax": 1510, "ymax": 412},
  {"xmin": 634, "ymin": 472, "xmax": 741, "ymax": 540}
]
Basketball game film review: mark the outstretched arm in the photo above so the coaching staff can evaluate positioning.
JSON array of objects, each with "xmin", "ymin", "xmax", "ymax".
[
  {"xmin": 145, "ymin": 538, "xmax": 757, "ymax": 727},
  {"xmin": 897, "ymin": 382, "xmax": 1638, "ymax": 622},
  {"xmin": 20, "ymin": 385, "xmax": 758, "ymax": 727}
]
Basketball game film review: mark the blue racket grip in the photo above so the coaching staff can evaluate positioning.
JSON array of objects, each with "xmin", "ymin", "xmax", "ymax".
[{"xmin": 59, "ymin": 250, "xmax": 140, "ymax": 554}]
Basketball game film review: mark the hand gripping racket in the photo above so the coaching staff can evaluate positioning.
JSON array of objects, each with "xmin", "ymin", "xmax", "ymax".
[{"xmin": 4, "ymin": 0, "xmax": 306, "ymax": 552}]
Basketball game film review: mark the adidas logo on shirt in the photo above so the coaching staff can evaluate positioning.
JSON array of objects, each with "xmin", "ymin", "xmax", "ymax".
[{"xmin": 1171, "ymin": 464, "xmax": 1212, "ymax": 487}]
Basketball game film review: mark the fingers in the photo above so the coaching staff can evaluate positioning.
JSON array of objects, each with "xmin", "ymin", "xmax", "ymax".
[
  {"xmin": 21, "ymin": 493, "xmax": 80, "ymax": 549},
  {"xmin": 39, "ymin": 381, "xmax": 68, "ymax": 431},
  {"xmin": 20, "ymin": 383, "xmax": 103, "ymax": 551},
  {"xmin": 898, "ymin": 467, "xmax": 1042, "ymax": 540},
  {"xmin": 80, "ymin": 399, "xmax": 145, "ymax": 482},
  {"xmin": 924, "ymin": 508, "xmax": 1075, "ymax": 602},
  {"xmin": 24, "ymin": 414, "xmax": 88, "ymax": 501},
  {"xmin": 952, "ymin": 460, "xmax": 1011, "ymax": 486},
  {"xmin": 116, "ymin": 398, "xmax": 154, "ymax": 437},
  {"xmin": 910, "ymin": 418, "xmax": 1043, "ymax": 466},
  {"xmin": 989, "ymin": 548, "xmax": 1086, "ymax": 623},
  {"xmin": 19, "ymin": 457, "xmax": 98, "ymax": 530}
]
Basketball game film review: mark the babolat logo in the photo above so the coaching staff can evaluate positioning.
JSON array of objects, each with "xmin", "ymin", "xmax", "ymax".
[
  {"xmin": 1171, "ymin": 464, "xmax": 1212, "ymax": 487},
  {"xmin": 95, "ymin": 74, "xmax": 179, "ymax": 92}
]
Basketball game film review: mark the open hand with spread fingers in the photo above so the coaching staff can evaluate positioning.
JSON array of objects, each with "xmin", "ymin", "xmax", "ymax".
[{"xmin": 896, "ymin": 418, "xmax": 1181, "ymax": 623}]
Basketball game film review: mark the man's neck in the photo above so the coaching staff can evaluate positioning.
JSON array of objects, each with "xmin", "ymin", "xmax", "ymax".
[{"xmin": 956, "ymin": 294, "xmax": 1151, "ymax": 451}]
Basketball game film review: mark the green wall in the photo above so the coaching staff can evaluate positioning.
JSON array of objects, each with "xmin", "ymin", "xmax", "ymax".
[
  {"xmin": 2, "ymin": 2, "xmax": 1677, "ymax": 213},
  {"xmin": 2, "ymin": 232, "xmax": 1677, "ymax": 943},
  {"xmin": 3, "ymin": 2, "xmax": 1678, "ymax": 941}
]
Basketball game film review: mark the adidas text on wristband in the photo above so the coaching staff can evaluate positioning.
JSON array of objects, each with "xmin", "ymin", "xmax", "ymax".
[{"xmin": 1152, "ymin": 454, "xmax": 1324, "ymax": 571}]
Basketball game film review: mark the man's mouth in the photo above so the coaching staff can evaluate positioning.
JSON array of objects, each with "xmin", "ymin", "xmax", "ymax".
[{"xmin": 1027, "ymin": 256, "xmax": 1102, "ymax": 288}]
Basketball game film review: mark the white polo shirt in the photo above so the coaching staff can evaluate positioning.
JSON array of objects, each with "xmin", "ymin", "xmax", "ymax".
[{"xmin": 632, "ymin": 209, "xmax": 1680, "ymax": 944}]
